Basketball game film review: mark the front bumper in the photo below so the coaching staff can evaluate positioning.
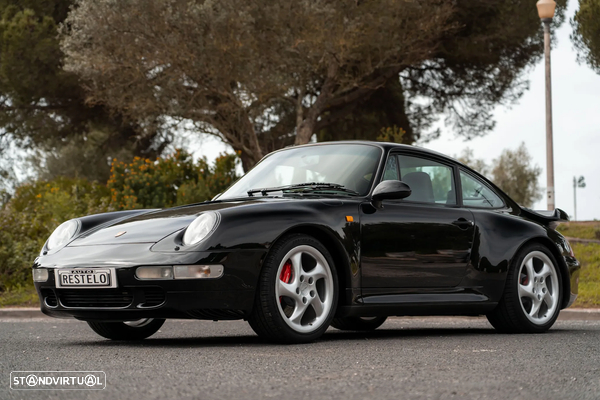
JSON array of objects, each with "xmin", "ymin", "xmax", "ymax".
[{"xmin": 33, "ymin": 244, "xmax": 266, "ymax": 321}]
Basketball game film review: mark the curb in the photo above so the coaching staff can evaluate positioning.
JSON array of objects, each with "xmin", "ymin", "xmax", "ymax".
[
  {"xmin": 558, "ymin": 308, "xmax": 600, "ymax": 321},
  {"xmin": 0, "ymin": 308, "xmax": 46, "ymax": 319},
  {"xmin": 1, "ymin": 308, "xmax": 600, "ymax": 321}
]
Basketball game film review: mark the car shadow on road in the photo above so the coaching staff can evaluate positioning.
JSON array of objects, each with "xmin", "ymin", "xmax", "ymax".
[{"xmin": 62, "ymin": 326, "xmax": 506, "ymax": 349}]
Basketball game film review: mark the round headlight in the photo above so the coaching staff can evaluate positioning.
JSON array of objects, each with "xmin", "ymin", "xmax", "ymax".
[
  {"xmin": 47, "ymin": 220, "xmax": 80, "ymax": 250},
  {"xmin": 183, "ymin": 212, "xmax": 220, "ymax": 246}
]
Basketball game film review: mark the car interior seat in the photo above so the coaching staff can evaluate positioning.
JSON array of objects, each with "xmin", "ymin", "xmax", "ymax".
[{"xmin": 402, "ymin": 172, "xmax": 434, "ymax": 203}]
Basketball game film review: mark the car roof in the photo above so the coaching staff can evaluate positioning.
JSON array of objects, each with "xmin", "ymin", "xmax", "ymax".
[{"xmin": 288, "ymin": 140, "xmax": 457, "ymax": 163}]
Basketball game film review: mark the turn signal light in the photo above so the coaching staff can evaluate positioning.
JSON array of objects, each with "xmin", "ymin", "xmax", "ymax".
[
  {"xmin": 174, "ymin": 265, "xmax": 224, "ymax": 279},
  {"xmin": 135, "ymin": 265, "xmax": 224, "ymax": 280},
  {"xmin": 136, "ymin": 266, "xmax": 173, "ymax": 280}
]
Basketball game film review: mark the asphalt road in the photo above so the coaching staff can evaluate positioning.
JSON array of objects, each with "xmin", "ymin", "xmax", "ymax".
[{"xmin": 1, "ymin": 317, "xmax": 599, "ymax": 400}]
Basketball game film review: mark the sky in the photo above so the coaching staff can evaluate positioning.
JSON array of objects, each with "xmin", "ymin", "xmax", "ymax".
[{"xmin": 187, "ymin": 1, "xmax": 600, "ymax": 221}]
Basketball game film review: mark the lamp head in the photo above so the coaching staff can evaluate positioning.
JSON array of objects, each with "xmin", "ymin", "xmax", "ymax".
[{"xmin": 536, "ymin": 0, "xmax": 556, "ymax": 20}]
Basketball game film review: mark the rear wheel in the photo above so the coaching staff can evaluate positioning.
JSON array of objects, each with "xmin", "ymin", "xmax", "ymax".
[
  {"xmin": 331, "ymin": 316, "xmax": 387, "ymax": 331},
  {"xmin": 87, "ymin": 318, "xmax": 165, "ymax": 340},
  {"xmin": 487, "ymin": 244, "xmax": 562, "ymax": 333},
  {"xmin": 248, "ymin": 234, "xmax": 338, "ymax": 343}
]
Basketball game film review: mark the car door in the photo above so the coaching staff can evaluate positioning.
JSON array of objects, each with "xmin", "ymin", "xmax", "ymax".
[{"xmin": 360, "ymin": 152, "xmax": 475, "ymax": 290}]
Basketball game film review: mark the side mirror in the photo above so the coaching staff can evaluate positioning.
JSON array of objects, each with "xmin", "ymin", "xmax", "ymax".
[{"xmin": 371, "ymin": 180, "xmax": 411, "ymax": 209}]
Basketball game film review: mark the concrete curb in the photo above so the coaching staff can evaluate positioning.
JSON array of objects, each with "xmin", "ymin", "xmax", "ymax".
[
  {"xmin": 558, "ymin": 308, "xmax": 600, "ymax": 321},
  {"xmin": 0, "ymin": 308, "xmax": 46, "ymax": 318},
  {"xmin": 1, "ymin": 307, "xmax": 600, "ymax": 320}
]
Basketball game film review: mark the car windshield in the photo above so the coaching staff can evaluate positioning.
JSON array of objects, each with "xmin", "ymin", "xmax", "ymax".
[{"xmin": 219, "ymin": 144, "xmax": 382, "ymax": 199}]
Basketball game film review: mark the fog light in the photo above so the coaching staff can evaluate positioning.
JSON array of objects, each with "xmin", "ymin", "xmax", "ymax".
[
  {"xmin": 136, "ymin": 266, "xmax": 173, "ymax": 280},
  {"xmin": 32, "ymin": 268, "xmax": 49, "ymax": 282},
  {"xmin": 174, "ymin": 265, "xmax": 224, "ymax": 279}
]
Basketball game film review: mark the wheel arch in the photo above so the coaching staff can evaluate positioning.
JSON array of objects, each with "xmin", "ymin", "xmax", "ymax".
[{"xmin": 511, "ymin": 236, "xmax": 571, "ymax": 310}]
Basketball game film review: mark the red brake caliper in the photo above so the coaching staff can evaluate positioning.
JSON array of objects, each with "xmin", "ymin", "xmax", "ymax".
[
  {"xmin": 280, "ymin": 260, "xmax": 292, "ymax": 284},
  {"xmin": 279, "ymin": 260, "xmax": 293, "ymax": 303}
]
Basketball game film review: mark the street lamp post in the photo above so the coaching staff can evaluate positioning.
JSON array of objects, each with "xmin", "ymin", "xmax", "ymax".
[
  {"xmin": 573, "ymin": 176, "xmax": 586, "ymax": 221},
  {"xmin": 537, "ymin": 0, "xmax": 556, "ymax": 211}
]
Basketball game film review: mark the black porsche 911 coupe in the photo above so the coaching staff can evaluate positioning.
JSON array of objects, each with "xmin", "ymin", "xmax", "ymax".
[{"xmin": 33, "ymin": 141, "xmax": 580, "ymax": 343}]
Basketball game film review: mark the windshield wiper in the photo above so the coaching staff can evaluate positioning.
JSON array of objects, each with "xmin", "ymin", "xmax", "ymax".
[{"xmin": 247, "ymin": 182, "xmax": 359, "ymax": 196}]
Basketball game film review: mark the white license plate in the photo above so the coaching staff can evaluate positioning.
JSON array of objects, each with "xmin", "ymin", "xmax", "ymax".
[{"xmin": 55, "ymin": 268, "xmax": 117, "ymax": 289}]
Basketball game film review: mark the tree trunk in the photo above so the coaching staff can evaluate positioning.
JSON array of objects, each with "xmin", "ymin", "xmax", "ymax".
[
  {"xmin": 239, "ymin": 151, "xmax": 257, "ymax": 173},
  {"xmin": 294, "ymin": 73, "xmax": 336, "ymax": 145}
]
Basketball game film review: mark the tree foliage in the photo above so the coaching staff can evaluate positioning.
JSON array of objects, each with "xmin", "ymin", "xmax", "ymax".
[
  {"xmin": 457, "ymin": 148, "xmax": 490, "ymax": 176},
  {"xmin": 572, "ymin": 0, "xmax": 600, "ymax": 74},
  {"xmin": 61, "ymin": 0, "xmax": 567, "ymax": 170},
  {"xmin": 457, "ymin": 143, "xmax": 542, "ymax": 208},
  {"xmin": 0, "ymin": 0, "xmax": 169, "ymax": 183},
  {"xmin": 491, "ymin": 144, "xmax": 542, "ymax": 208},
  {"xmin": 108, "ymin": 150, "xmax": 239, "ymax": 210}
]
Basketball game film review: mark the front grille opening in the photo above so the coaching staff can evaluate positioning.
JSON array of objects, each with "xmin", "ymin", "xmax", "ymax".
[
  {"xmin": 41, "ymin": 289, "xmax": 57, "ymax": 307},
  {"xmin": 58, "ymin": 289, "xmax": 133, "ymax": 308},
  {"xmin": 140, "ymin": 287, "xmax": 165, "ymax": 307}
]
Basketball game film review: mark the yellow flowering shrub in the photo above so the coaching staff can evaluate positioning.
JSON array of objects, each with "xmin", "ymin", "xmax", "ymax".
[{"xmin": 108, "ymin": 149, "xmax": 239, "ymax": 210}]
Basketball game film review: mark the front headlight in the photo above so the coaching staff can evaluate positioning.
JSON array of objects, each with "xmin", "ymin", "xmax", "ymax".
[
  {"xmin": 46, "ymin": 220, "xmax": 80, "ymax": 251},
  {"xmin": 183, "ymin": 211, "xmax": 220, "ymax": 246}
]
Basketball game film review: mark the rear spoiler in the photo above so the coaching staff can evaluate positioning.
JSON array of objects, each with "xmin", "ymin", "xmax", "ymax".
[{"xmin": 520, "ymin": 207, "xmax": 569, "ymax": 229}]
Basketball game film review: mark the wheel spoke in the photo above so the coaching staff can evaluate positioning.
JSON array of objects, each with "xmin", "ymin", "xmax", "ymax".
[
  {"xmin": 529, "ymin": 298, "xmax": 542, "ymax": 318},
  {"xmin": 289, "ymin": 252, "xmax": 303, "ymax": 279},
  {"xmin": 524, "ymin": 259, "xmax": 535, "ymax": 281},
  {"xmin": 289, "ymin": 301, "xmax": 309, "ymax": 325},
  {"xmin": 543, "ymin": 289, "xmax": 555, "ymax": 309},
  {"xmin": 311, "ymin": 296, "xmax": 325, "ymax": 317},
  {"xmin": 306, "ymin": 262, "xmax": 328, "ymax": 280},
  {"xmin": 278, "ymin": 280, "xmax": 298, "ymax": 299},
  {"xmin": 518, "ymin": 283, "xmax": 536, "ymax": 300},
  {"xmin": 538, "ymin": 263, "xmax": 552, "ymax": 279}
]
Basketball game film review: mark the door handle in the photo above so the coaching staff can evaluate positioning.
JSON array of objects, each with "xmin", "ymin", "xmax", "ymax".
[{"xmin": 452, "ymin": 218, "xmax": 474, "ymax": 229}]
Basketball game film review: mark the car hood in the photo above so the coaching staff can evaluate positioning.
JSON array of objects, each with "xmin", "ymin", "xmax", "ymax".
[{"xmin": 68, "ymin": 197, "xmax": 326, "ymax": 246}]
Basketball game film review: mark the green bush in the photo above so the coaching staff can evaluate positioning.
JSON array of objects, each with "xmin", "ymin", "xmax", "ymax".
[
  {"xmin": 0, "ymin": 177, "xmax": 109, "ymax": 291},
  {"xmin": 108, "ymin": 150, "xmax": 239, "ymax": 210}
]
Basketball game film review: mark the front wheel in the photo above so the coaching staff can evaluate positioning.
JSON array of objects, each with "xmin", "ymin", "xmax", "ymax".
[
  {"xmin": 248, "ymin": 234, "xmax": 338, "ymax": 343},
  {"xmin": 87, "ymin": 318, "xmax": 165, "ymax": 340},
  {"xmin": 487, "ymin": 244, "xmax": 562, "ymax": 333}
]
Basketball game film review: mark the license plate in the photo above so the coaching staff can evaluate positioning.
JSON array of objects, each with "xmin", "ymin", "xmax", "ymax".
[{"xmin": 55, "ymin": 268, "xmax": 117, "ymax": 289}]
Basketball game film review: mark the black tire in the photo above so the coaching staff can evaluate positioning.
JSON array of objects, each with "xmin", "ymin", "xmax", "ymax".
[
  {"xmin": 487, "ymin": 243, "xmax": 562, "ymax": 333},
  {"xmin": 248, "ymin": 234, "xmax": 339, "ymax": 344},
  {"xmin": 87, "ymin": 318, "xmax": 165, "ymax": 340},
  {"xmin": 331, "ymin": 316, "xmax": 387, "ymax": 331}
]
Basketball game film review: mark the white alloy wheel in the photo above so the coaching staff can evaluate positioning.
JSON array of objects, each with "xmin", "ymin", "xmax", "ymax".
[
  {"xmin": 517, "ymin": 251, "xmax": 560, "ymax": 325},
  {"xmin": 275, "ymin": 245, "xmax": 335, "ymax": 333}
]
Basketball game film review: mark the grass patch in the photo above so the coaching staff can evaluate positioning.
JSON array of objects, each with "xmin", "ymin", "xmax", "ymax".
[
  {"xmin": 0, "ymin": 286, "xmax": 39, "ymax": 307},
  {"xmin": 557, "ymin": 221, "xmax": 600, "ymax": 241},
  {"xmin": 571, "ymin": 241, "xmax": 600, "ymax": 307},
  {"xmin": 556, "ymin": 222, "xmax": 600, "ymax": 307}
]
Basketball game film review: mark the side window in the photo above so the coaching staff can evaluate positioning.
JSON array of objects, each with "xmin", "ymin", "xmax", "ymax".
[
  {"xmin": 382, "ymin": 155, "xmax": 399, "ymax": 181},
  {"xmin": 460, "ymin": 171, "xmax": 504, "ymax": 208},
  {"xmin": 397, "ymin": 155, "xmax": 456, "ymax": 205}
]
